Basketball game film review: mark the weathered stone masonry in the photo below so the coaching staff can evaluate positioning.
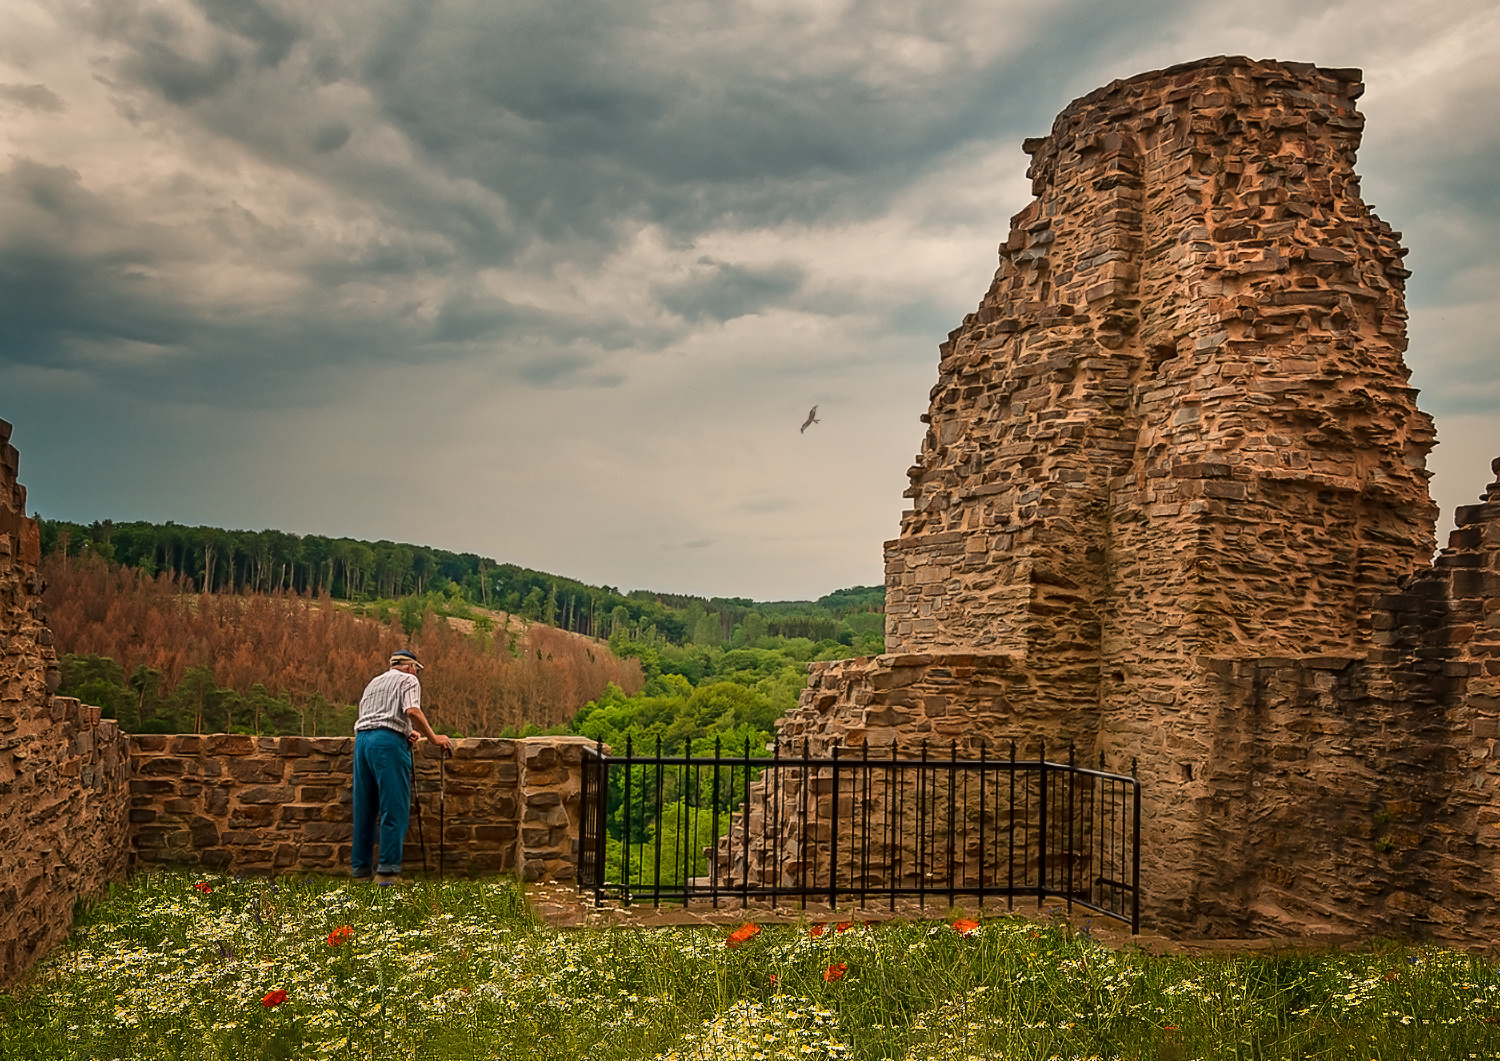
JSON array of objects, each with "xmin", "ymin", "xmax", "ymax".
[
  {"xmin": 767, "ymin": 57, "xmax": 1500, "ymax": 942},
  {"xmin": 0, "ymin": 420, "xmax": 597, "ymax": 990},
  {"xmin": 126, "ymin": 733, "xmax": 595, "ymax": 884},
  {"xmin": 0, "ymin": 418, "xmax": 131, "ymax": 990}
]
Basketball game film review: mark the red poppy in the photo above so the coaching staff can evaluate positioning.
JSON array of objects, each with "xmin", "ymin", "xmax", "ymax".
[
  {"xmin": 768, "ymin": 973, "xmax": 777, "ymax": 984},
  {"xmin": 835, "ymin": 921, "xmax": 852, "ymax": 933},
  {"xmin": 808, "ymin": 923, "xmax": 826, "ymax": 938},
  {"xmin": 326, "ymin": 925, "xmax": 354, "ymax": 947},
  {"xmin": 953, "ymin": 918, "xmax": 980, "ymax": 936},
  {"xmin": 261, "ymin": 989, "xmax": 288, "ymax": 1008},
  {"xmin": 823, "ymin": 962, "xmax": 847, "ymax": 982},
  {"xmin": 193, "ymin": 882, "xmax": 213, "ymax": 895},
  {"xmin": 726, "ymin": 923, "xmax": 761, "ymax": 948}
]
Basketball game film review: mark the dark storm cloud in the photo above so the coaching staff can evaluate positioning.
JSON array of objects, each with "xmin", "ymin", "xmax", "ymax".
[
  {"xmin": 311, "ymin": 120, "xmax": 351, "ymax": 153},
  {"xmin": 0, "ymin": 160, "xmax": 182, "ymax": 357},
  {"xmin": 12, "ymin": 0, "xmax": 1460, "ymax": 421},
  {"xmin": 656, "ymin": 259, "xmax": 805, "ymax": 323},
  {"xmin": 332, "ymin": 0, "xmax": 1154, "ymax": 246},
  {"xmin": 0, "ymin": 84, "xmax": 65, "ymax": 111},
  {"xmin": 194, "ymin": 0, "xmax": 303, "ymax": 68},
  {"xmin": 126, "ymin": 41, "xmax": 241, "ymax": 105}
]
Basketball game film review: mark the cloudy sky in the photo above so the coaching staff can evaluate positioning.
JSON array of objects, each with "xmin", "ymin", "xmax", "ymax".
[{"xmin": 3, "ymin": 0, "xmax": 1496, "ymax": 600}]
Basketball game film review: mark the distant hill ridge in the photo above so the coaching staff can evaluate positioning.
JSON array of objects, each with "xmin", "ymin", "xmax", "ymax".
[{"xmin": 37, "ymin": 516, "xmax": 884, "ymax": 647}]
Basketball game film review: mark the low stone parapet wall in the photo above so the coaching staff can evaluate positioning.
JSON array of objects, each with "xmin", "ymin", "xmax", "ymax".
[{"xmin": 127, "ymin": 733, "xmax": 596, "ymax": 882}]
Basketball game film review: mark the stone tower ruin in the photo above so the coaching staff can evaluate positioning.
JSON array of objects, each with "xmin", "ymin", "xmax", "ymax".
[{"xmin": 774, "ymin": 57, "xmax": 1500, "ymax": 939}]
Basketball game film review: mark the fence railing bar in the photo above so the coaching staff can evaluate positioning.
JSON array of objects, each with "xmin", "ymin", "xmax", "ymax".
[
  {"xmin": 1008, "ymin": 740, "xmax": 1016, "ymax": 912},
  {"xmin": 978, "ymin": 739, "xmax": 987, "ymax": 912},
  {"xmin": 889, "ymin": 741, "xmax": 899, "ymax": 912},
  {"xmin": 1036, "ymin": 740, "xmax": 1046, "ymax": 909},
  {"xmin": 653, "ymin": 736, "xmax": 664, "ymax": 907},
  {"xmin": 1066, "ymin": 743, "xmax": 1075, "ymax": 919},
  {"xmin": 798, "ymin": 738, "xmax": 809, "ymax": 910},
  {"xmin": 1132, "ymin": 759, "xmax": 1141, "ymax": 934},
  {"xmin": 711, "ymin": 738, "xmax": 722, "ymax": 907},
  {"xmin": 860, "ymin": 742, "xmax": 871, "ymax": 900}
]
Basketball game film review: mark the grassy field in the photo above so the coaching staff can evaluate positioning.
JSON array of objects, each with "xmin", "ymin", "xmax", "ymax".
[{"xmin": 3, "ymin": 870, "xmax": 1500, "ymax": 1060}]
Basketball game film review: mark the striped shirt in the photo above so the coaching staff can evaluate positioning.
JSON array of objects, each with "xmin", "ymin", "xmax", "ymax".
[{"xmin": 354, "ymin": 668, "xmax": 421, "ymax": 737}]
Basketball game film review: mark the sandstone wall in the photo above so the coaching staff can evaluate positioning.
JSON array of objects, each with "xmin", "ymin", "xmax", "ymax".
[
  {"xmin": 767, "ymin": 57, "xmax": 1500, "ymax": 941},
  {"xmin": 887, "ymin": 56, "xmax": 1435, "ymax": 665},
  {"xmin": 1171, "ymin": 461, "xmax": 1500, "ymax": 941},
  {"xmin": 0, "ymin": 419, "xmax": 131, "ymax": 990},
  {"xmin": 127, "ymin": 734, "xmax": 596, "ymax": 882}
]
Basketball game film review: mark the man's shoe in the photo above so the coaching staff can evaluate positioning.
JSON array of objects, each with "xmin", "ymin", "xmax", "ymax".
[{"xmin": 374, "ymin": 872, "xmax": 403, "ymax": 886}]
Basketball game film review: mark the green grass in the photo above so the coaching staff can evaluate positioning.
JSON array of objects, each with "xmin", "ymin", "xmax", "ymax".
[{"xmin": 3, "ymin": 870, "xmax": 1500, "ymax": 1060}]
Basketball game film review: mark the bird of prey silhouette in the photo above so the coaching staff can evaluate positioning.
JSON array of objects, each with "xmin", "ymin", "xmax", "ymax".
[{"xmin": 800, "ymin": 405, "xmax": 820, "ymax": 433}]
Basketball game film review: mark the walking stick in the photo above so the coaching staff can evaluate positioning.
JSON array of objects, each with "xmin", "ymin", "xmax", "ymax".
[
  {"xmin": 439, "ymin": 747, "xmax": 450, "ymax": 882},
  {"xmin": 412, "ymin": 750, "xmax": 428, "ymax": 875}
]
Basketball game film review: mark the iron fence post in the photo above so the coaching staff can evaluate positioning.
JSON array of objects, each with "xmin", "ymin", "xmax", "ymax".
[
  {"xmin": 622, "ymin": 735, "xmax": 633, "ymax": 906},
  {"xmin": 1037, "ymin": 740, "xmax": 1047, "ymax": 910},
  {"xmin": 829, "ymin": 744, "xmax": 839, "ymax": 910},
  {"xmin": 1132, "ymin": 758, "xmax": 1141, "ymax": 934},
  {"xmin": 711, "ymin": 736, "xmax": 721, "ymax": 908}
]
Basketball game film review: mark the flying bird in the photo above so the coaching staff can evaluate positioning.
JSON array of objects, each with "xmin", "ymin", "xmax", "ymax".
[{"xmin": 800, "ymin": 405, "xmax": 820, "ymax": 433}]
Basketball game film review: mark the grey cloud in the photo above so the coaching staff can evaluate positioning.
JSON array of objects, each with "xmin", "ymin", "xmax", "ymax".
[
  {"xmin": 127, "ymin": 40, "xmax": 241, "ymax": 104},
  {"xmin": 339, "ymin": 0, "xmax": 1113, "ymax": 242},
  {"xmin": 25, "ymin": 0, "xmax": 1484, "ymax": 421},
  {"xmin": 656, "ymin": 259, "xmax": 805, "ymax": 323},
  {"xmin": 0, "ymin": 157, "xmax": 420, "ymax": 403},
  {"xmin": 516, "ymin": 349, "xmax": 627, "ymax": 388},
  {"xmin": 0, "ymin": 160, "xmax": 181, "ymax": 357},
  {"xmin": 194, "ymin": 0, "xmax": 303, "ymax": 68},
  {"xmin": 0, "ymin": 84, "xmax": 65, "ymax": 111},
  {"xmin": 311, "ymin": 120, "xmax": 351, "ymax": 153},
  {"xmin": 77, "ymin": 0, "xmax": 1153, "ymax": 263},
  {"xmin": 739, "ymin": 497, "xmax": 795, "ymax": 514}
]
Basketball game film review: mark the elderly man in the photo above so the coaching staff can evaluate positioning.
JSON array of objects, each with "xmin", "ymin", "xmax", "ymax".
[{"xmin": 351, "ymin": 648, "xmax": 454, "ymax": 883}]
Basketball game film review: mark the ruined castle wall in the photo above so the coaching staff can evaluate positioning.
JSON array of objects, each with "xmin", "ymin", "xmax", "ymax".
[
  {"xmin": 861, "ymin": 57, "xmax": 1451, "ymax": 936},
  {"xmin": 1170, "ymin": 458, "xmax": 1500, "ymax": 941},
  {"xmin": 0, "ymin": 420, "xmax": 131, "ymax": 990},
  {"xmin": 888, "ymin": 57, "xmax": 1436, "ymax": 671}
]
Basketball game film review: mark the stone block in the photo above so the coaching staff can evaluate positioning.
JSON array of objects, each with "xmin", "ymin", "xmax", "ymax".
[
  {"xmin": 444, "ymin": 761, "xmax": 494, "ymax": 779},
  {"xmin": 204, "ymin": 735, "xmax": 256, "ymax": 756},
  {"xmin": 226, "ymin": 758, "xmax": 285, "ymax": 784},
  {"xmin": 239, "ymin": 785, "xmax": 294, "ymax": 805},
  {"xmin": 129, "ymin": 779, "xmax": 176, "ymax": 796},
  {"xmin": 228, "ymin": 805, "xmax": 276, "ymax": 826}
]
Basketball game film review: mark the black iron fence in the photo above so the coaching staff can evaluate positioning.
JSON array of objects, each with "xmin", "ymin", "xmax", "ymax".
[{"xmin": 579, "ymin": 738, "xmax": 1141, "ymax": 932}]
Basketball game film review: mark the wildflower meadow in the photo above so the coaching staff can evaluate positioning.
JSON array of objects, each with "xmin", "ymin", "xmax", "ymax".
[{"xmin": 3, "ymin": 870, "xmax": 1500, "ymax": 1060}]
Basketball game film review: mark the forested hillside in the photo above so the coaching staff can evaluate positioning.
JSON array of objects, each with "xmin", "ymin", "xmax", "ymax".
[
  {"xmin": 37, "ymin": 517, "xmax": 885, "ymax": 650},
  {"xmin": 38, "ymin": 517, "xmax": 886, "ymax": 746},
  {"xmin": 43, "ymin": 556, "xmax": 642, "ymax": 736}
]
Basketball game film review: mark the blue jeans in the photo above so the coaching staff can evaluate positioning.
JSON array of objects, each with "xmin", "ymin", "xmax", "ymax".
[{"xmin": 352, "ymin": 728, "xmax": 412, "ymax": 876}]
